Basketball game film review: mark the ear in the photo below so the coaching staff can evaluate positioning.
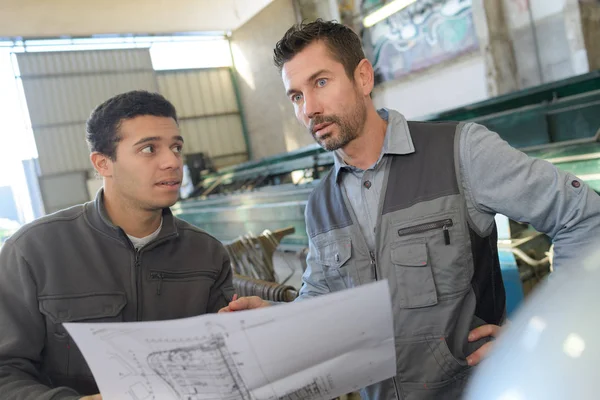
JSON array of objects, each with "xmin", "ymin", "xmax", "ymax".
[
  {"xmin": 90, "ymin": 152, "xmax": 113, "ymax": 178},
  {"xmin": 354, "ymin": 58, "xmax": 375, "ymax": 97}
]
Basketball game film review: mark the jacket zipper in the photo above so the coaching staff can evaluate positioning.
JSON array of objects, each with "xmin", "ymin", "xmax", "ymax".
[
  {"xmin": 149, "ymin": 270, "xmax": 214, "ymax": 296},
  {"xmin": 134, "ymin": 251, "xmax": 141, "ymax": 320},
  {"xmin": 150, "ymin": 272, "xmax": 164, "ymax": 295},
  {"xmin": 126, "ymin": 231, "xmax": 178, "ymax": 320},
  {"xmin": 393, "ymin": 377, "xmax": 400, "ymax": 399},
  {"xmin": 397, "ymin": 218, "xmax": 453, "ymax": 245}
]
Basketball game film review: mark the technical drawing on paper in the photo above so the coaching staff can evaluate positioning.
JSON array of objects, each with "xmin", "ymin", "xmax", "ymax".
[
  {"xmin": 65, "ymin": 281, "xmax": 396, "ymax": 400},
  {"xmin": 276, "ymin": 379, "xmax": 328, "ymax": 400},
  {"xmin": 87, "ymin": 322, "xmax": 335, "ymax": 400},
  {"xmin": 88, "ymin": 323, "xmax": 257, "ymax": 400},
  {"xmin": 147, "ymin": 333, "xmax": 251, "ymax": 400}
]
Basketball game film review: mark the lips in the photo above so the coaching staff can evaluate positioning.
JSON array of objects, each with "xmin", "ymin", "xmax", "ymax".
[
  {"xmin": 312, "ymin": 122, "xmax": 332, "ymax": 134},
  {"xmin": 156, "ymin": 180, "xmax": 181, "ymax": 187}
]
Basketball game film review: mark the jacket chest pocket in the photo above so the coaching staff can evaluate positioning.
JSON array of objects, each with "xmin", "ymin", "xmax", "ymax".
[
  {"xmin": 392, "ymin": 214, "xmax": 470, "ymax": 308},
  {"xmin": 315, "ymin": 239, "xmax": 356, "ymax": 291},
  {"xmin": 148, "ymin": 269, "xmax": 215, "ymax": 296},
  {"xmin": 39, "ymin": 292, "xmax": 127, "ymax": 376}
]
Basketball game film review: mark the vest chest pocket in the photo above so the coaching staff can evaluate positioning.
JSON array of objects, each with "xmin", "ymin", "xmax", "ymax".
[
  {"xmin": 315, "ymin": 239, "xmax": 356, "ymax": 291},
  {"xmin": 392, "ymin": 213, "xmax": 470, "ymax": 299},
  {"xmin": 392, "ymin": 242, "xmax": 438, "ymax": 308}
]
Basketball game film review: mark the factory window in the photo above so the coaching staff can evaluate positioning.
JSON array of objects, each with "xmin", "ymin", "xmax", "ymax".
[
  {"xmin": 149, "ymin": 38, "xmax": 232, "ymax": 70},
  {"xmin": 1, "ymin": 34, "xmax": 232, "ymax": 72}
]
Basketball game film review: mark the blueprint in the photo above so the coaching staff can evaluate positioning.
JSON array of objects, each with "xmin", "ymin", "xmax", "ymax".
[{"xmin": 64, "ymin": 280, "xmax": 396, "ymax": 400}]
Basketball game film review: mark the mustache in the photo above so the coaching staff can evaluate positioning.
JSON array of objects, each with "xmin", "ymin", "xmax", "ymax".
[{"xmin": 309, "ymin": 115, "xmax": 341, "ymax": 133}]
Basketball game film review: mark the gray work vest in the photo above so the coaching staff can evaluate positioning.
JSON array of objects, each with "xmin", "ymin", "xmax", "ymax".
[{"xmin": 305, "ymin": 121, "xmax": 505, "ymax": 400}]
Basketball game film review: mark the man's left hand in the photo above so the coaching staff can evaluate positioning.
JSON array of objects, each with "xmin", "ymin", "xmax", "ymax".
[{"xmin": 466, "ymin": 324, "xmax": 501, "ymax": 366}]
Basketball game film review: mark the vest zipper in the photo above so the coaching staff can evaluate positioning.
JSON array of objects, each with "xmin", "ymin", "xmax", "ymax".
[
  {"xmin": 397, "ymin": 218, "xmax": 453, "ymax": 245},
  {"xmin": 370, "ymin": 251, "xmax": 378, "ymax": 281},
  {"xmin": 340, "ymin": 159, "xmax": 398, "ymax": 399},
  {"xmin": 443, "ymin": 224, "xmax": 451, "ymax": 245}
]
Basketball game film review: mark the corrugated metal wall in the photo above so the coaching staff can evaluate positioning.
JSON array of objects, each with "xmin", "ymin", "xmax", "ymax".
[
  {"xmin": 16, "ymin": 49, "xmax": 249, "ymax": 213},
  {"xmin": 17, "ymin": 49, "xmax": 157, "ymax": 175},
  {"xmin": 17, "ymin": 49, "xmax": 158, "ymax": 213},
  {"xmin": 157, "ymin": 68, "xmax": 248, "ymax": 168}
]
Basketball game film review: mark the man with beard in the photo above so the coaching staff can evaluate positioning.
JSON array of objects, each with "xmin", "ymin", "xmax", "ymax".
[
  {"xmin": 221, "ymin": 19, "xmax": 600, "ymax": 400},
  {"xmin": 0, "ymin": 91, "xmax": 234, "ymax": 400}
]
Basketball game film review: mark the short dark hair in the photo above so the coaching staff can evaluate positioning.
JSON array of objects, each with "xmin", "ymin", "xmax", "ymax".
[
  {"xmin": 86, "ymin": 90, "xmax": 178, "ymax": 160},
  {"xmin": 273, "ymin": 19, "xmax": 366, "ymax": 79}
]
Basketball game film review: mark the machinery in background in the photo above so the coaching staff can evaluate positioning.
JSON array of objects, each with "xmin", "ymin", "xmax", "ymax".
[
  {"xmin": 494, "ymin": 214, "xmax": 552, "ymax": 316},
  {"xmin": 179, "ymin": 152, "xmax": 216, "ymax": 199},
  {"xmin": 233, "ymin": 274, "xmax": 298, "ymax": 303},
  {"xmin": 173, "ymin": 70, "xmax": 600, "ymax": 314},
  {"xmin": 223, "ymin": 226, "xmax": 301, "ymax": 302}
]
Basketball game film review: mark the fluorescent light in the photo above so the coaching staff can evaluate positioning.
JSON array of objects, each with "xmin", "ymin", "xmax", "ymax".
[
  {"xmin": 363, "ymin": 0, "xmax": 418, "ymax": 27},
  {"xmin": 563, "ymin": 333, "xmax": 586, "ymax": 359}
]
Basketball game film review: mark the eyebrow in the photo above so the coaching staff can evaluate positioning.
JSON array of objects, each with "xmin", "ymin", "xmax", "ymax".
[
  {"xmin": 286, "ymin": 69, "xmax": 331, "ymax": 97},
  {"xmin": 133, "ymin": 135, "xmax": 184, "ymax": 147}
]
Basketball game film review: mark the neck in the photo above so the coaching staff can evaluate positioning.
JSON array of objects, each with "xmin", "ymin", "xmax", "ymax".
[
  {"xmin": 102, "ymin": 188, "xmax": 162, "ymax": 238},
  {"xmin": 338, "ymin": 107, "xmax": 387, "ymax": 170}
]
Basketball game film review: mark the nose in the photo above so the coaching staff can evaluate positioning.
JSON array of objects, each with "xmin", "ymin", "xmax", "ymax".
[
  {"xmin": 159, "ymin": 149, "xmax": 182, "ymax": 170},
  {"xmin": 303, "ymin": 92, "xmax": 323, "ymax": 120}
]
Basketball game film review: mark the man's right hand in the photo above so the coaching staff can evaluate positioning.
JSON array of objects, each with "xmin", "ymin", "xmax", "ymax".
[
  {"xmin": 80, "ymin": 395, "xmax": 102, "ymax": 400},
  {"xmin": 218, "ymin": 296, "xmax": 271, "ymax": 313}
]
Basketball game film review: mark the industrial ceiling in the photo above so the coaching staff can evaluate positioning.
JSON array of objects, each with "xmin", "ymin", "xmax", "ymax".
[{"xmin": 0, "ymin": 0, "xmax": 276, "ymax": 38}]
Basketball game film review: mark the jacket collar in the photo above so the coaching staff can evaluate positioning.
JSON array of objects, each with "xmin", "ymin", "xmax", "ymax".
[{"xmin": 85, "ymin": 188, "xmax": 178, "ymax": 244}]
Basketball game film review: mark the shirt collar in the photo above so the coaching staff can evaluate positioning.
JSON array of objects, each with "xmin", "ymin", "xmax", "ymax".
[{"xmin": 333, "ymin": 108, "xmax": 415, "ymax": 182}]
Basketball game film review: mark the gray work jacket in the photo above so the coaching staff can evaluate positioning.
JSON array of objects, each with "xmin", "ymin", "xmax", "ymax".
[{"xmin": 0, "ymin": 190, "xmax": 235, "ymax": 399}]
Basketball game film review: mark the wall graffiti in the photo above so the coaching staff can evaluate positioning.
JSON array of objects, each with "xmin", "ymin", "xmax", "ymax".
[{"xmin": 360, "ymin": 0, "xmax": 479, "ymax": 84}]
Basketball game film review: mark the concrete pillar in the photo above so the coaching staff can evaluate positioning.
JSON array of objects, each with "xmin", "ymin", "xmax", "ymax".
[
  {"xmin": 564, "ymin": 0, "xmax": 590, "ymax": 75},
  {"xmin": 230, "ymin": 0, "xmax": 311, "ymax": 160},
  {"xmin": 472, "ymin": 0, "xmax": 519, "ymax": 96},
  {"xmin": 501, "ymin": 0, "xmax": 589, "ymax": 88},
  {"xmin": 579, "ymin": 0, "xmax": 600, "ymax": 70}
]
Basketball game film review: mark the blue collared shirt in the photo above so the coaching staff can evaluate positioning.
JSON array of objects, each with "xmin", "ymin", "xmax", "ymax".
[{"xmin": 333, "ymin": 109, "xmax": 415, "ymax": 250}]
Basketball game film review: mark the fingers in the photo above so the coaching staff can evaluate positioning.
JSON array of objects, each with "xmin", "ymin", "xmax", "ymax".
[
  {"xmin": 467, "ymin": 342, "xmax": 493, "ymax": 366},
  {"xmin": 218, "ymin": 296, "xmax": 271, "ymax": 313},
  {"xmin": 229, "ymin": 296, "xmax": 270, "ymax": 311},
  {"xmin": 468, "ymin": 324, "xmax": 501, "ymax": 342},
  {"xmin": 466, "ymin": 324, "xmax": 502, "ymax": 366}
]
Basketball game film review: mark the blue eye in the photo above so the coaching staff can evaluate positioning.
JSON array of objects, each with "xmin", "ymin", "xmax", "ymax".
[
  {"xmin": 317, "ymin": 78, "xmax": 327, "ymax": 87},
  {"xmin": 291, "ymin": 93, "xmax": 303, "ymax": 103}
]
